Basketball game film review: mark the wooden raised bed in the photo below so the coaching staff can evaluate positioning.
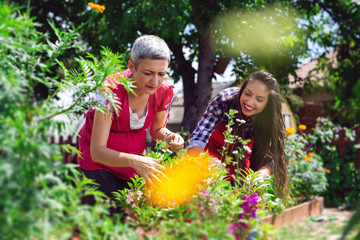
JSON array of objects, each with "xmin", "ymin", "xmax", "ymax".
[{"xmin": 262, "ymin": 197, "xmax": 324, "ymax": 228}]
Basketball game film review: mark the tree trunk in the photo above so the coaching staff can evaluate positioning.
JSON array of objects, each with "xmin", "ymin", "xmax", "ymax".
[
  {"xmin": 181, "ymin": 31, "xmax": 216, "ymax": 132},
  {"xmin": 168, "ymin": 41, "xmax": 196, "ymax": 131}
]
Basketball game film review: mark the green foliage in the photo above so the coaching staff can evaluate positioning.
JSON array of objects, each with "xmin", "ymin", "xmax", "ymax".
[
  {"xmin": 285, "ymin": 132, "xmax": 328, "ymax": 201},
  {"xmin": 0, "ymin": 4, "xmax": 274, "ymax": 239},
  {"xmin": 341, "ymin": 200, "xmax": 360, "ymax": 240},
  {"xmin": 300, "ymin": 0, "xmax": 360, "ymax": 126},
  {"xmin": 220, "ymin": 108, "xmax": 251, "ymax": 181},
  {"xmin": 13, "ymin": 0, "xmax": 316, "ymax": 132},
  {"xmin": 216, "ymin": 2, "xmax": 309, "ymax": 85},
  {"xmin": 308, "ymin": 117, "xmax": 360, "ymax": 207},
  {"xmin": 262, "ymin": 176, "xmax": 288, "ymax": 214},
  {"xmin": 114, "ymin": 145, "xmax": 272, "ymax": 239},
  {"xmin": 0, "ymin": 4, "xmax": 136, "ymax": 239}
]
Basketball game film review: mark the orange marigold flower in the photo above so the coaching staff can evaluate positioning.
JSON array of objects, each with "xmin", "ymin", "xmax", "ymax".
[
  {"xmin": 298, "ymin": 124, "xmax": 307, "ymax": 131},
  {"xmin": 144, "ymin": 153, "xmax": 218, "ymax": 208},
  {"xmin": 304, "ymin": 156, "xmax": 311, "ymax": 162},
  {"xmin": 88, "ymin": 2, "xmax": 105, "ymax": 13},
  {"xmin": 308, "ymin": 152, "xmax": 315, "ymax": 156},
  {"xmin": 326, "ymin": 169, "xmax": 331, "ymax": 174},
  {"xmin": 286, "ymin": 127, "xmax": 295, "ymax": 135}
]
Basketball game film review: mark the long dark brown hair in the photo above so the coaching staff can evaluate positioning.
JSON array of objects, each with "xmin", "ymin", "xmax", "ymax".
[{"xmin": 239, "ymin": 70, "xmax": 290, "ymax": 201}]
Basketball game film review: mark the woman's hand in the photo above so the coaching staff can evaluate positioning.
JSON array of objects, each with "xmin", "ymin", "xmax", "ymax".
[
  {"xmin": 130, "ymin": 155, "xmax": 166, "ymax": 184},
  {"xmin": 165, "ymin": 132, "xmax": 184, "ymax": 152}
]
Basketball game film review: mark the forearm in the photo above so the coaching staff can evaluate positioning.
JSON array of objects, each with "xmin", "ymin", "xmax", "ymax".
[
  {"xmin": 187, "ymin": 146, "xmax": 205, "ymax": 156},
  {"xmin": 90, "ymin": 145, "xmax": 136, "ymax": 168},
  {"xmin": 257, "ymin": 163, "xmax": 272, "ymax": 176},
  {"xmin": 150, "ymin": 126, "xmax": 171, "ymax": 142}
]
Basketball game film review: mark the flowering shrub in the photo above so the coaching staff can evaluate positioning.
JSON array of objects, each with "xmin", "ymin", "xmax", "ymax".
[
  {"xmin": 228, "ymin": 193, "xmax": 260, "ymax": 239},
  {"xmin": 0, "ymin": 6, "xmax": 269, "ymax": 238},
  {"xmin": 113, "ymin": 152, "xmax": 269, "ymax": 240},
  {"xmin": 308, "ymin": 118, "xmax": 360, "ymax": 206},
  {"xmin": 285, "ymin": 128, "xmax": 328, "ymax": 201},
  {"xmin": 0, "ymin": 5, "xmax": 136, "ymax": 239},
  {"xmin": 110, "ymin": 115, "xmax": 272, "ymax": 240},
  {"xmin": 4, "ymin": 4, "xmax": 352, "ymax": 239}
]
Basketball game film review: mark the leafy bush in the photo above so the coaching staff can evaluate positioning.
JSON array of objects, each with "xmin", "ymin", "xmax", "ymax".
[
  {"xmin": 308, "ymin": 117, "xmax": 360, "ymax": 207},
  {"xmin": 4, "ymin": 3, "xmax": 355, "ymax": 239},
  {"xmin": 0, "ymin": 4, "xmax": 274, "ymax": 239},
  {"xmin": 0, "ymin": 4, "xmax": 136, "ymax": 239},
  {"xmin": 341, "ymin": 199, "xmax": 360, "ymax": 240},
  {"xmin": 114, "ymin": 148, "xmax": 272, "ymax": 240},
  {"xmin": 285, "ymin": 130, "xmax": 328, "ymax": 201}
]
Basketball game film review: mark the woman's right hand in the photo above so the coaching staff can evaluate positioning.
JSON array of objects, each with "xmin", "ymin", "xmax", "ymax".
[{"xmin": 130, "ymin": 155, "xmax": 166, "ymax": 184}]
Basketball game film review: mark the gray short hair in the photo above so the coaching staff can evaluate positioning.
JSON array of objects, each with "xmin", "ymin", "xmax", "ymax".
[{"xmin": 130, "ymin": 35, "xmax": 171, "ymax": 68}]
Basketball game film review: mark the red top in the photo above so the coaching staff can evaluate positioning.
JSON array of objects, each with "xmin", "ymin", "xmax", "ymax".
[
  {"xmin": 77, "ymin": 70, "xmax": 174, "ymax": 181},
  {"xmin": 205, "ymin": 122, "xmax": 253, "ymax": 181}
]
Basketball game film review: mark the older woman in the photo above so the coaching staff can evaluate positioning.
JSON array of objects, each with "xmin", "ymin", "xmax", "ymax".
[{"xmin": 78, "ymin": 35, "xmax": 184, "ymax": 203}]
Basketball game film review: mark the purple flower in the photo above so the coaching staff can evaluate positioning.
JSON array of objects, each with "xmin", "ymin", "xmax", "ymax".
[
  {"xmin": 251, "ymin": 209, "xmax": 257, "ymax": 218},
  {"xmin": 242, "ymin": 204, "xmax": 250, "ymax": 211},
  {"xmin": 248, "ymin": 193, "xmax": 259, "ymax": 204},
  {"xmin": 237, "ymin": 193, "xmax": 260, "ymax": 228},
  {"xmin": 335, "ymin": 128, "xmax": 340, "ymax": 134},
  {"xmin": 228, "ymin": 222, "xmax": 239, "ymax": 234},
  {"xmin": 229, "ymin": 192, "xmax": 260, "ymax": 240},
  {"xmin": 239, "ymin": 222, "xmax": 248, "ymax": 229}
]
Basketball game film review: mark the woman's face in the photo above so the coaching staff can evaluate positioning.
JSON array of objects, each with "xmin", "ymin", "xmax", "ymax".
[
  {"xmin": 240, "ymin": 80, "xmax": 270, "ymax": 117},
  {"xmin": 128, "ymin": 58, "xmax": 169, "ymax": 95}
]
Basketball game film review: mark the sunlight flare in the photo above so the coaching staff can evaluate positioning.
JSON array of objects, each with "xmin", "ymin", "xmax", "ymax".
[{"xmin": 145, "ymin": 153, "xmax": 218, "ymax": 208}]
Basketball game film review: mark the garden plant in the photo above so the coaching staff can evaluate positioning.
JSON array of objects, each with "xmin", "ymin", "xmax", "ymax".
[
  {"xmin": 2, "ymin": 2, "xmax": 359, "ymax": 240},
  {"xmin": 307, "ymin": 118, "xmax": 360, "ymax": 207},
  {"xmin": 0, "ymin": 4, "xmax": 273, "ymax": 239}
]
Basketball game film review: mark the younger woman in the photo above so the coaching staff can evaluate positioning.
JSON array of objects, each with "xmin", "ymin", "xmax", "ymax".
[{"xmin": 188, "ymin": 70, "xmax": 289, "ymax": 200}]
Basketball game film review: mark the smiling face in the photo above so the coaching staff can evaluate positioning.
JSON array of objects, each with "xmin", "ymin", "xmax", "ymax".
[
  {"xmin": 128, "ymin": 58, "xmax": 169, "ymax": 96},
  {"xmin": 240, "ymin": 80, "xmax": 270, "ymax": 117}
]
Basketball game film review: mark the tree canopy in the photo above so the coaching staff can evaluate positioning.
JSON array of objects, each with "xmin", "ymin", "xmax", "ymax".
[
  {"xmin": 297, "ymin": 0, "xmax": 360, "ymax": 126},
  {"xmin": 13, "ymin": 0, "xmax": 360, "ymax": 129}
]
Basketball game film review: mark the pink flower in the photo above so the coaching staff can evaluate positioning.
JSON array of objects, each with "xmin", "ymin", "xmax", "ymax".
[
  {"xmin": 202, "ymin": 190, "xmax": 210, "ymax": 197},
  {"xmin": 126, "ymin": 192, "xmax": 134, "ymax": 204}
]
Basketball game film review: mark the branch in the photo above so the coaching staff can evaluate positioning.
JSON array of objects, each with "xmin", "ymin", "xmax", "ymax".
[{"xmin": 38, "ymin": 85, "xmax": 98, "ymax": 122}]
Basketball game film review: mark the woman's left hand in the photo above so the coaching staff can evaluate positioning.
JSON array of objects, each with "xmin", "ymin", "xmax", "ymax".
[{"xmin": 165, "ymin": 132, "xmax": 184, "ymax": 152}]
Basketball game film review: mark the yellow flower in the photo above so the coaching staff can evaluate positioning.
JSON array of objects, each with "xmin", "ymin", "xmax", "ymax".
[
  {"xmin": 286, "ymin": 127, "xmax": 295, "ymax": 135},
  {"xmin": 88, "ymin": 2, "xmax": 105, "ymax": 13},
  {"xmin": 145, "ymin": 153, "xmax": 217, "ymax": 208},
  {"xmin": 298, "ymin": 124, "xmax": 307, "ymax": 131},
  {"xmin": 304, "ymin": 156, "xmax": 311, "ymax": 162},
  {"xmin": 308, "ymin": 152, "xmax": 315, "ymax": 156},
  {"xmin": 326, "ymin": 169, "xmax": 331, "ymax": 174}
]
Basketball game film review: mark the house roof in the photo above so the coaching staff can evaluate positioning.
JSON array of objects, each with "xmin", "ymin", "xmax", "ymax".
[{"xmin": 288, "ymin": 49, "xmax": 337, "ymax": 89}]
